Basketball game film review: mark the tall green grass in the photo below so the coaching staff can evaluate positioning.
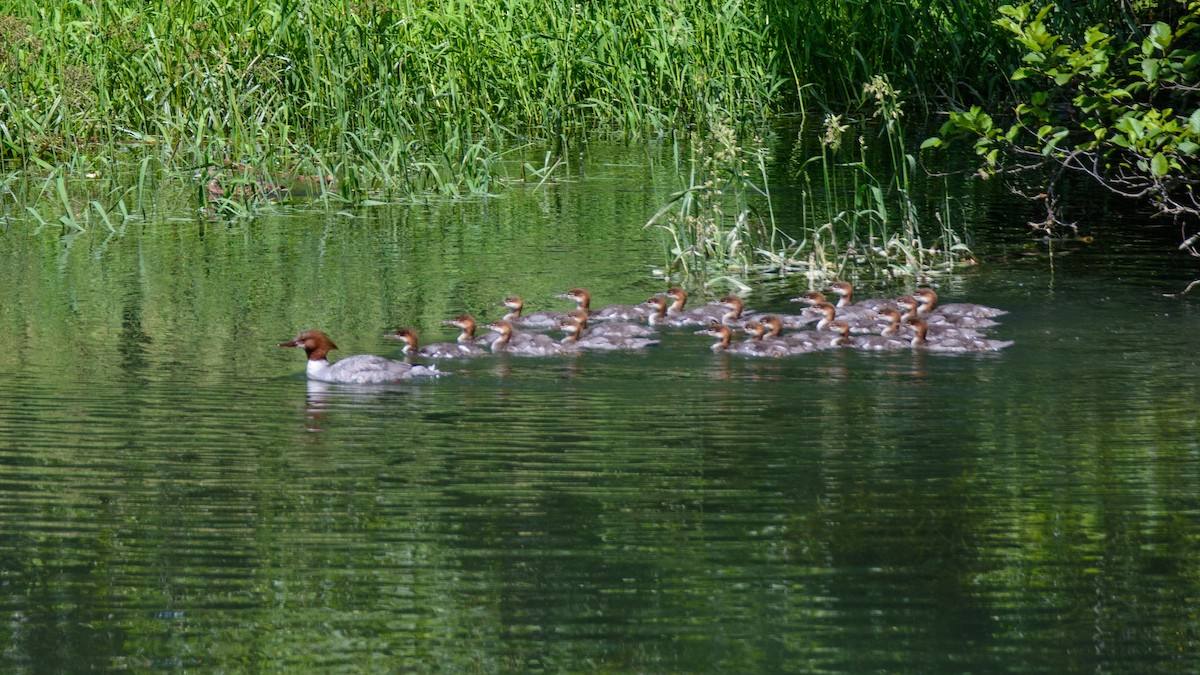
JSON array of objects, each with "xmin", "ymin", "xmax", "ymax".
[
  {"xmin": 645, "ymin": 121, "xmax": 781, "ymax": 290},
  {"xmin": 0, "ymin": 0, "xmax": 1130, "ymax": 284},
  {"xmin": 649, "ymin": 76, "xmax": 973, "ymax": 290},
  {"xmin": 0, "ymin": 0, "xmax": 783, "ymax": 203}
]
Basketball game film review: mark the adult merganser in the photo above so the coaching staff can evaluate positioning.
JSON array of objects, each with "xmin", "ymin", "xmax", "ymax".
[
  {"xmin": 560, "ymin": 316, "xmax": 659, "ymax": 351},
  {"xmin": 909, "ymin": 319, "xmax": 1014, "ymax": 352},
  {"xmin": 555, "ymin": 288, "xmax": 652, "ymax": 322},
  {"xmin": 388, "ymin": 315, "xmax": 489, "ymax": 359},
  {"xmin": 499, "ymin": 295, "xmax": 569, "ymax": 329},
  {"xmin": 484, "ymin": 320, "xmax": 566, "ymax": 356},
  {"xmin": 279, "ymin": 330, "xmax": 443, "ymax": 383}
]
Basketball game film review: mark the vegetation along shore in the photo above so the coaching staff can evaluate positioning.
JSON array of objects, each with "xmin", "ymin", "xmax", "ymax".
[{"xmin": 1, "ymin": 1, "xmax": 1194, "ymax": 284}]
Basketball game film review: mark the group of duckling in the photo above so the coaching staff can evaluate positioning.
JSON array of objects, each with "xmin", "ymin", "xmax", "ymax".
[
  {"xmin": 279, "ymin": 282, "xmax": 1011, "ymax": 382},
  {"xmin": 390, "ymin": 282, "xmax": 1013, "ymax": 360}
]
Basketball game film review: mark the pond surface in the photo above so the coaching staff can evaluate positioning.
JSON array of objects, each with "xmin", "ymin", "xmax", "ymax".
[{"xmin": 2, "ymin": 139, "xmax": 1200, "ymax": 672}]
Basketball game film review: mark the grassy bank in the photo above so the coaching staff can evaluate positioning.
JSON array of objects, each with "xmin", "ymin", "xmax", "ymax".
[
  {"xmin": 0, "ymin": 1, "xmax": 1135, "ymax": 191},
  {"xmin": 0, "ymin": 0, "xmax": 1143, "ymax": 285},
  {"xmin": 0, "ymin": 0, "xmax": 783, "ymax": 197}
]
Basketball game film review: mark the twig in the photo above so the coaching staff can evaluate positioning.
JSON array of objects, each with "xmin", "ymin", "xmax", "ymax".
[{"xmin": 1163, "ymin": 279, "xmax": 1200, "ymax": 298}]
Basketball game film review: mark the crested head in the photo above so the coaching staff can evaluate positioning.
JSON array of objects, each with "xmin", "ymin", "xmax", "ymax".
[
  {"xmin": 828, "ymin": 320, "xmax": 851, "ymax": 346},
  {"xmin": 907, "ymin": 318, "xmax": 929, "ymax": 344},
  {"xmin": 483, "ymin": 320, "xmax": 512, "ymax": 351},
  {"xmin": 808, "ymin": 301, "xmax": 836, "ymax": 329},
  {"xmin": 913, "ymin": 288, "xmax": 938, "ymax": 306},
  {"xmin": 388, "ymin": 327, "xmax": 420, "ymax": 352},
  {"xmin": 760, "ymin": 315, "xmax": 784, "ymax": 336},
  {"xmin": 501, "ymin": 295, "xmax": 523, "ymax": 310},
  {"xmin": 895, "ymin": 295, "xmax": 917, "ymax": 310},
  {"xmin": 715, "ymin": 295, "xmax": 744, "ymax": 321},
  {"xmin": 446, "ymin": 313, "xmax": 477, "ymax": 330},
  {"xmin": 825, "ymin": 281, "xmax": 853, "ymax": 296},
  {"xmin": 791, "ymin": 290, "xmax": 826, "ymax": 305},
  {"xmin": 484, "ymin": 320, "xmax": 513, "ymax": 336},
  {"xmin": 568, "ymin": 308, "xmax": 590, "ymax": 322},
  {"xmin": 665, "ymin": 287, "xmax": 688, "ymax": 313},
  {"xmin": 559, "ymin": 316, "xmax": 585, "ymax": 341},
  {"xmin": 643, "ymin": 295, "xmax": 667, "ymax": 310},
  {"xmin": 445, "ymin": 314, "xmax": 478, "ymax": 342},
  {"xmin": 878, "ymin": 308, "xmax": 902, "ymax": 333},
  {"xmin": 556, "ymin": 288, "xmax": 591, "ymax": 309},
  {"xmin": 696, "ymin": 322, "xmax": 732, "ymax": 348},
  {"xmin": 695, "ymin": 321, "xmax": 731, "ymax": 336},
  {"xmin": 743, "ymin": 321, "xmax": 766, "ymax": 340},
  {"xmin": 279, "ymin": 330, "xmax": 337, "ymax": 361}
]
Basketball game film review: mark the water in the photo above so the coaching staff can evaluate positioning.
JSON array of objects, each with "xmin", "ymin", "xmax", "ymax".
[{"xmin": 2, "ymin": 143, "xmax": 1200, "ymax": 672}]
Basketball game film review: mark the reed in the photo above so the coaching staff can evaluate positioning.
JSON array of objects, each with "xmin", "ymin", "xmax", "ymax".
[
  {"xmin": 644, "ymin": 121, "xmax": 790, "ymax": 290},
  {"xmin": 652, "ymin": 76, "xmax": 974, "ymax": 290},
  {"xmin": 785, "ymin": 76, "xmax": 973, "ymax": 282},
  {"xmin": 0, "ymin": 0, "xmax": 783, "ymax": 208}
]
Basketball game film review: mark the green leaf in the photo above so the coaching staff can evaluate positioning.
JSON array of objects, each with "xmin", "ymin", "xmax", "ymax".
[
  {"xmin": 1177, "ymin": 140, "xmax": 1198, "ymax": 154},
  {"xmin": 920, "ymin": 137, "xmax": 943, "ymax": 150},
  {"xmin": 1151, "ymin": 152, "xmax": 1170, "ymax": 176},
  {"xmin": 1190, "ymin": 109, "xmax": 1200, "ymax": 134},
  {"xmin": 998, "ymin": 4, "xmax": 1027, "ymax": 21},
  {"xmin": 1142, "ymin": 57, "xmax": 1161, "ymax": 81},
  {"xmin": 1149, "ymin": 22, "xmax": 1172, "ymax": 50},
  {"xmin": 1116, "ymin": 116, "xmax": 1145, "ymax": 138},
  {"xmin": 1044, "ymin": 129, "xmax": 1070, "ymax": 154}
]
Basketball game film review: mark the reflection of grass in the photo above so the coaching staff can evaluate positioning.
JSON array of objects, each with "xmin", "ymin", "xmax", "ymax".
[{"xmin": 650, "ymin": 77, "xmax": 974, "ymax": 290}]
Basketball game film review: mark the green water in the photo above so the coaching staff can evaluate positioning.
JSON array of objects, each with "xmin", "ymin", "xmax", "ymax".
[{"xmin": 2, "ymin": 143, "xmax": 1200, "ymax": 672}]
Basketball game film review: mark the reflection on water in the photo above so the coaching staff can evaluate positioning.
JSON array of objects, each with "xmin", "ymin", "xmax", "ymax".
[{"xmin": 2, "ymin": 145, "xmax": 1200, "ymax": 672}]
